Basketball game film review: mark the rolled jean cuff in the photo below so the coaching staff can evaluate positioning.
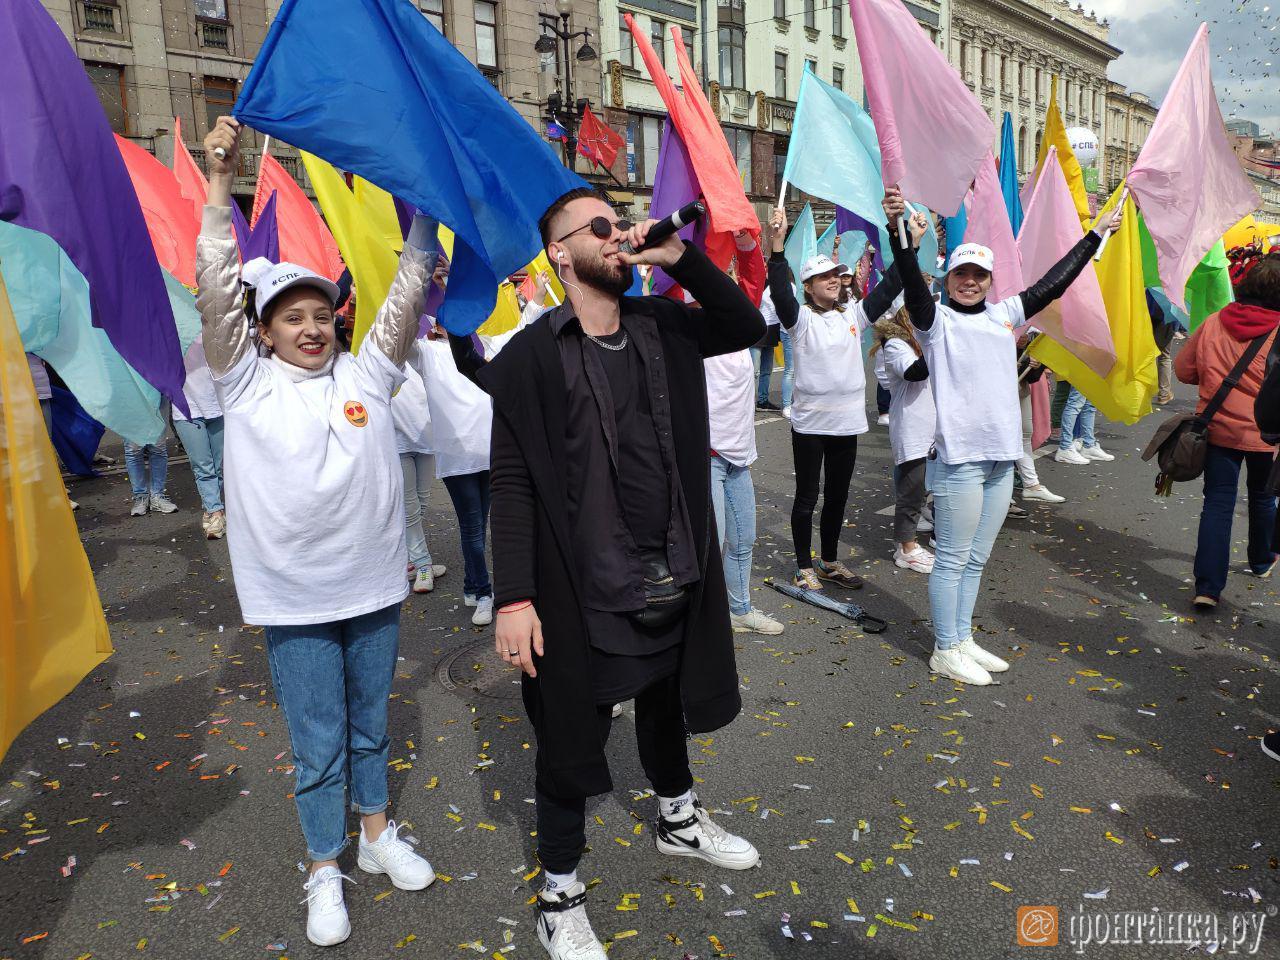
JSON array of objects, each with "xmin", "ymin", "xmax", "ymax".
[
  {"xmin": 729, "ymin": 601, "xmax": 751, "ymax": 617},
  {"xmin": 349, "ymin": 799, "xmax": 389, "ymax": 816},
  {"xmin": 308, "ymin": 837, "xmax": 349, "ymax": 863}
]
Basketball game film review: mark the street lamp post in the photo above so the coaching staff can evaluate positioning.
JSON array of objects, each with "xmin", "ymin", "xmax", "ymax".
[{"xmin": 534, "ymin": 0, "xmax": 596, "ymax": 167}]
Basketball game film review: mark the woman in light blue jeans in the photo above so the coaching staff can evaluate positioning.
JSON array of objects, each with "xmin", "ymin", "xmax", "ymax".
[
  {"xmin": 124, "ymin": 436, "xmax": 176, "ymax": 516},
  {"xmin": 172, "ymin": 417, "xmax": 225, "ymax": 533}
]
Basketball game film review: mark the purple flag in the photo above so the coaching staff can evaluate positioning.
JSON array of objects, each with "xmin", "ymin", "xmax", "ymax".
[
  {"xmin": 230, "ymin": 200, "xmax": 252, "ymax": 255},
  {"xmin": 393, "ymin": 196, "xmax": 416, "ymax": 242},
  {"xmin": 243, "ymin": 190, "xmax": 280, "ymax": 263},
  {"xmin": 0, "ymin": 0, "xmax": 187, "ymax": 412},
  {"xmin": 648, "ymin": 123, "xmax": 707, "ymax": 295},
  {"xmin": 835, "ymin": 206, "xmax": 885, "ymax": 276}
]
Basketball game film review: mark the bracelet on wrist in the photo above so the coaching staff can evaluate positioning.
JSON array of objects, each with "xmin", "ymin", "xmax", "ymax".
[{"xmin": 497, "ymin": 600, "xmax": 532, "ymax": 614}]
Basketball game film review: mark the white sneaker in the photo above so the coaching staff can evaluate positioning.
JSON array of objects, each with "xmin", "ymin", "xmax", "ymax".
[
  {"xmin": 876, "ymin": 413, "xmax": 890, "ymax": 426},
  {"xmin": 781, "ymin": 406, "xmax": 792, "ymax": 420},
  {"xmin": 1079, "ymin": 443, "xmax": 1114, "ymax": 462},
  {"xmin": 536, "ymin": 882, "xmax": 607, "ymax": 960},
  {"xmin": 655, "ymin": 797, "xmax": 760, "ymax": 869},
  {"xmin": 357, "ymin": 820, "xmax": 436, "ymax": 891},
  {"xmin": 929, "ymin": 647, "xmax": 993, "ymax": 686},
  {"xmin": 916, "ymin": 508, "xmax": 934, "ymax": 533},
  {"xmin": 472, "ymin": 596, "xmax": 494, "ymax": 626},
  {"xmin": 958, "ymin": 636, "xmax": 1010, "ymax": 673},
  {"xmin": 301, "ymin": 866, "xmax": 353, "ymax": 947},
  {"xmin": 1021, "ymin": 484, "xmax": 1065, "ymax": 503},
  {"xmin": 430, "ymin": 563, "xmax": 447, "ymax": 578},
  {"xmin": 610, "ymin": 703, "xmax": 624, "ymax": 718},
  {"xmin": 130, "ymin": 496, "xmax": 148, "ymax": 517},
  {"xmin": 412, "ymin": 567, "xmax": 435, "ymax": 593},
  {"xmin": 1053, "ymin": 445, "xmax": 1090, "ymax": 465},
  {"xmin": 205, "ymin": 510, "xmax": 226, "ymax": 539},
  {"xmin": 464, "ymin": 593, "xmax": 477, "ymax": 607},
  {"xmin": 730, "ymin": 608, "xmax": 784, "ymax": 635},
  {"xmin": 894, "ymin": 544, "xmax": 935, "ymax": 573},
  {"xmin": 149, "ymin": 493, "xmax": 178, "ymax": 514}
]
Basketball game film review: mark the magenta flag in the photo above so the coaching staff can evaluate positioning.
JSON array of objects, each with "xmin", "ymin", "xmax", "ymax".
[
  {"xmin": 1127, "ymin": 24, "xmax": 1259, "ymax": 313},
  {"xmin": 963, "ymin": 154, "xmax": 1023, "ymax": 302},
  {"xmin": 849, "ymin": 0, "xmax": 993, "ymax": 216},
  {"xmin": 1018, "ymin": 148, "xmax": 1115, "ymax": 379}
]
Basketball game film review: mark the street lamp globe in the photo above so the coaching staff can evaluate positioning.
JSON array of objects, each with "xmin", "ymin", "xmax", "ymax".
[
  {"xmin": 533, "ymin": 32, "xmax": 557, "ymax": 53},
  {"xmin": 576, "ymin": 39, "xmax": 597, "ymax": 61},
  {"xmin": 554, "ymin": 0, "xmax": 573, "ymax": 17}
]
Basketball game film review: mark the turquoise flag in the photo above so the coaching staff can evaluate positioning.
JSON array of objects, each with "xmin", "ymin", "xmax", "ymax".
[
  {"xmin": 784, "ymin": 203, "xmax": 818, "ymax": 298},
  {"xmin": 816, "ymin": 222, "xmax": 837, "ymax": 257},
  {"xmin": 0, "ymin": 221, "xmax": 198, "ymax": 445}
]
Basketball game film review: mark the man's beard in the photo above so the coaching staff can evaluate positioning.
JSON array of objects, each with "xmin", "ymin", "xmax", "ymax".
[{"xmin": 573, "ymin": 249, "xmax": 632, "ymax": 298}]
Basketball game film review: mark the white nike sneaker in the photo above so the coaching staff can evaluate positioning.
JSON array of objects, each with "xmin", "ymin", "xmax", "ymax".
[
  {"xmin": 536, "ymin": 882, "xmax": 607, "ymax": 960},
  {"xmin": 1079, "ymin": 443, "xmax": 1114, "ymax": 462},
  {"xmin": 1021, "ymin": 484, "xmax": 1065, "ymax": 503},
  {"xmin": 893, "ymin": 544, "xmax": 935, "ymax": 573},
  {"xmin": 655, "ymin": 797, "xmax": 760, "ymax": 869},
  {"xmin": 357, "ymin": 821, "xmax": 436, "ymax": 890},
  {"xmin": 929, "ymin": 647, "xmax": 993, "ymax": 686},
  {"xmin": 957, "ymin": 636, "xmax": 1010, "ymax": 673},
  {"xmin": 301, "ymin": 865, "xmax": 353, "ymax": 947},
  {"xmin": 1053, "ymin": 445, "xmax": 1090, "ymax": 465}
]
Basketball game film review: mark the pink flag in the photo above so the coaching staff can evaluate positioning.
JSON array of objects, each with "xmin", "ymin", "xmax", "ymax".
[
  {"xmin": 963, "ymin": 154, "xmax": 1022, "ymax": 301},
  {"xmin": 115, "ymin": 134, "xmax": 200, "ymax": 288},
  {"xmin": 1017, "ymin": 148, "xmax": 1115, "ymax": 379},
  {"xmin": 849, "ymin": 0, "xmax": 993, "ymax": 216},
  {"xmin": 171, "ymin": 116, "xmax": 208, "ymax": 223},
  {"xmin": 1127, "ymin": 24, "xmax": 1259, "ymax": 313},
  {"xmin": 252, "ymin": 149, "xmax": 343, "ymax": 281}
]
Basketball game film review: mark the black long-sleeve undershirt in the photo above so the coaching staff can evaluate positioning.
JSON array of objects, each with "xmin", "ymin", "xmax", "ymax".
[{"xmin": 903, "ymin": 357, "xmax": 929, "ymax": 381}]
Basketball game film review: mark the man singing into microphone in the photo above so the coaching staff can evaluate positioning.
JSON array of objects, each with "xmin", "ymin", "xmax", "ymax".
[{"xmin": 470, "ymin": 187, "xmax": 765, "ymax": 960}]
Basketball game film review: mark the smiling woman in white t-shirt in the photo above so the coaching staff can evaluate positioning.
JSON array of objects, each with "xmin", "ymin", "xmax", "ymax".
[{"xmin": 199, "ymin": 118, "xmax": 437, "ymax": 948}]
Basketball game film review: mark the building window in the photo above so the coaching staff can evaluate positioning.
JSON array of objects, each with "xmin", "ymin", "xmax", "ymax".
[
  {"xmin": 420, "ymin": 0, "xmax": 445, "ymax": 34},
  {"xmin": 651, "ymin": 19, "xmax": 666, "ymax": 67},
  {"xmin": 627, "ymin": 114, "xmax": 664, "ymax": 185},
  {"xmin": 723, "ymin": 126, "xmax": 752, "ymax": 191},
  {"xmin": 959, "ymin": 40, "xmax": 968, "ymax": 80},
  {"xmin": 774, "ymin": 52, "xmax": 787, "ymax": 99},
  {"xmin": 85, "ymin": 61, "xmax": 127, "ymax": 134},
  {"xmin": 717, "ymin": 3, "xmax": 745, "ymax": 88},
  {"xmin": 1019, "ymin": 125, "xmax": 1028, "ymax": 173},
  {"xmin": 1035, "ymin": 67, "xmax": 1042, "ymax": 102},
  {"xmin": 618, "ymin": 11, "xmax": 634, "ymax": 67},
  {"xmin": 682, "ymin": 29, "xmax": 695, "ymax": 69},
  {"xmin": 474, "ymin": 0, "xmax": 498, "ymax": 70},
  {"xmin": 194, "ymin": 0, "xmax": 227, "ymax": 18},
  {"xmin": 832, "ymin": 0, "xmax": 843, "ymax": 36},
  {"xmin": 999, "ymin": 56, "xmax": 1006, "ymax": 91},
  {"xmin": 803, "ymin": 0, "xmax": 815, "ymax": 29},
  {"xmin": 1017, "ymin": 62, "xmax": 1025, "ymax": 98},
  {"xmin": 204, "ymin": 77, "xmax": 237, "ymax": 134},
  {"xmin": 200, "ymin": 21, "xmax": 230, "ymax": 49},
  {"xmin": 832, "ymin": 64, "xmax": 843, "ymax": 91},
  {"xmin": 774, "ymin": 0, "xmax": 786, "ymax": 18},
  {"xmin": 980, "ymin": 49, "xmax": 989, "ymax": 86},
  {"xmin": 82, "ymin": 2, "xmax": 118, "ymax": 31}
]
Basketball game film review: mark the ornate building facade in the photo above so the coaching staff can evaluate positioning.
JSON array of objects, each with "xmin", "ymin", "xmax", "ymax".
[{"xmin": 1103, "ymin": 81, "xmax": 1156, "ymax": 194}]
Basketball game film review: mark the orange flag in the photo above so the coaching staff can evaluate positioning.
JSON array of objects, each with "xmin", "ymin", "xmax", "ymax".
[
  {"xmin": 171, "ymin": 116, "xmax": 208, "ymax": 223},
  {"xmin": 115, "ymin": 134, "xmax": 200, "ymax": 288},
  {"xmin": 252, "ymin": 148, "xmax": 343, "ymax": 280}
]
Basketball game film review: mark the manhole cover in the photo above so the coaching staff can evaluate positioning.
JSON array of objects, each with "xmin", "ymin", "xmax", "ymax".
[{"xmin": 436, "ymin": 638, "xmax": 523, "ymax": 700}]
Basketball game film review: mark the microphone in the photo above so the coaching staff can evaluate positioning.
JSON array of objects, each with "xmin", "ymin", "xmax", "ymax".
[{"xmin": 620, "ymin": 201, "xmax": 705, "ymax": 254}]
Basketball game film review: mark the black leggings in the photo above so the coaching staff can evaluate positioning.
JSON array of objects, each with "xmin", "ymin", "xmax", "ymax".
[
  {"xmin": 791, "ymin": 431, "xmax": 858, "ymax": 566},
  {"xmin": 536, "ymin": 674, "xmax": 692, "ymax": 874}
]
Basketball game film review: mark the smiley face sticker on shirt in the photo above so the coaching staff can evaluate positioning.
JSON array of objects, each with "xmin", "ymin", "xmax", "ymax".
[{"xmin": 343, "ymin": 400, "xmax": 368, "ymax": 427}]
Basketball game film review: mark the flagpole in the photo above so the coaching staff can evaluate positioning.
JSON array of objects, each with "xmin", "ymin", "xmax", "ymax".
[
  {"xmin": 1092, "ymin": 186, "xmax": 1128, "ymax": 261},
  {"xmin": 777, "ymin": 178, "xmax": 789, "ymax": 211}
]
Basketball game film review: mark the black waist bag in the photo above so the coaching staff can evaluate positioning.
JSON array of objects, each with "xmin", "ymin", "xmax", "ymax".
[{"xmin": 629, "ymin": 550, "xmax": 692, "ymax": 630}]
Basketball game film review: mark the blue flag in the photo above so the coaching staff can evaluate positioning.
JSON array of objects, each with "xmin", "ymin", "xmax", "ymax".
[
  {"xmin": 999, "ymin": 113, "xmax": 1024, "ymax": 236},
  {"xmin": 234, "ymin": 0, "xmax": 586, "ymax": 334},
  {"xmin": 784, "ymin": 203, "xmax": 818, "ymax": 298},
  {"xmin": 816, "ymin": 222, "xmax": 837, "ymax": 258}
]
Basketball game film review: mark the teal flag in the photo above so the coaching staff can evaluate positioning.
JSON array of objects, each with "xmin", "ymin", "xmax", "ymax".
[
  {"xmin": 816, "ymin": 222, "xmax": 837, "ymax": 257},
  {"xmin": 784, "ymin": 203, "xmax": 818, "ymax": 298}
]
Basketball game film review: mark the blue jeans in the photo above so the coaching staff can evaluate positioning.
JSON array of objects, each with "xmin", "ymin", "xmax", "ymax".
[
  {"xmin": 710, "ymin": 454, "xmax": 756, "ymax": 616},
  {"xmin": 123, "ymin": 438, "xmax": 168, "ymax": 497},
  {"xmin": 443, "ymin": 470, "xmax": 492, "ymax": 598},
  {"xmin": 266, "ymin": 603, "xmax": 401, "ymax": 861},
  {"xmin": 779, "ymin": 327, "xmax": 794, "ymax": 409},
  {"xmin": 172, "ymin": 417, "xmax": 224, "ymax": 513},
  {"xmin": 752, "ymin": 345, "xmax": 775, "ymax": 405},
  {"xmin": 1058, "ymin": 387, "xmax": 1096, "ymax": 450},
  {"xmin": 399, "ymin": 452, "xmax": 437, "ymax": 570},
  {"xmin": 928, "ymin": 459, "xmax": 1013, "ymax": 650},
  {"xmin": 1194, "ymin": 444, "xmax": 1278, "ymax": 599}
]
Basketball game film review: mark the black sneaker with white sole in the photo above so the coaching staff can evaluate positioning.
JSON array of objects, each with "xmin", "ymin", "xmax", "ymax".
[
  {"xmin": 536, "ymin": 882, "xmax": 606, "ymax": 960},
  {"xmin": 654, "ymin": 797, "xmax": 760, "ymax": 869},
  {"xmin": 1262, "ymin": 732, "xmax": 1280, "ymax": 762}
]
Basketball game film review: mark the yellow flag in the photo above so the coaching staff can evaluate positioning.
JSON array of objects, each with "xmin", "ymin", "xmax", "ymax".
[
  {"xmin": 301, "ymin": 153, "xmax": 399, "ymax": 353},
  {"xmin": 1029, "ymin": 185, "xmax": 1158, "ymax": 424},
  {"xmin": 476, "ymin": 283, "xmax": 523, "ymax": 338},
  {"xmin": 1033, "ymin": 77, "xmax": 1091, "ymax": 225},
  {"xmin": 354, "ymin": 178, "xmax": 404, "ymax": 254},
  {"xmin": 526, "ymin": 251, "xmax": 566, "ymax": 307},
  {"xmin": 0, "ymin": 272, "xmax": 112, "ymax": 761}
]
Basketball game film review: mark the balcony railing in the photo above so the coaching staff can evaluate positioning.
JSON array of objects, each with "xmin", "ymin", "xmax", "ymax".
[
  {"xmin": 200, "ymin": 21, "xmax": 230, "ymax": 50},
  {"xmin": 83, "ymin": 2, "xmax": 117, "ymax": 32}
]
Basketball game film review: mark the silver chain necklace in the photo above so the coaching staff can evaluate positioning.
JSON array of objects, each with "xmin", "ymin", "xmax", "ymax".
[{"xmin": 583, "ymin": 330, "xmax": 628, "ymax": 351}]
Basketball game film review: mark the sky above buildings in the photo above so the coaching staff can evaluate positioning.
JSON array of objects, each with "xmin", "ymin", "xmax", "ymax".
[{"xmin": 1091, "ymin": 0, "xmax": 1278, "ymax": 134}]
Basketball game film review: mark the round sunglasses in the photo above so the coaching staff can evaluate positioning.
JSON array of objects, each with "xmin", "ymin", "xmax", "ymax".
[{"xmin": 555, "ymin": 215, "xmax": 633, "ymax": 243}]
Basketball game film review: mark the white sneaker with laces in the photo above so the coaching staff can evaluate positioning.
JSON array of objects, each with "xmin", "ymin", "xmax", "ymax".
[
  {"xmin": 929, "ymin": 647, "xmax": 993, "ymax": 686},
  {"xmin": 357, "ymin": 820, "xmax": 436, "ymax": 891},
  {"xmin": 876, "ymin": 413, "xmax": 890, "ymax": 426},
  {"xmin": 537, "ymin": 882, "xmax": 607, "ymax": 960},
  {"xmin": 655, "ymin": 797, "xmax": 760, "ymax": 869},
  {"xmin": 958, "ymin": 637, "xmax": 1009, "ymax": 673},
  {"xmin": 149, "ymin": 493, "xmax": 178, "ymax": 514},
  {"xmin": 781, "ymin": 406, "xmax": 792, "ymax": 420},
  {"xmin": 1053, "ymin": 445, "xmax": 1090, "ymax": 465},
  {"xmin": 729, "ymin": 608, "xmax": 784, "ymax": 635},
  {"xmin": 1021, "ymin": 484, "xmax": 1065, "ymax": 503},
  {"xmin": 1079, "ymin": 443, "xmax": 1114, "ymax": 462},
  {"xmin": 130, "ymin": 496, "xmax": 148, "ymax": 517},
  {"xmin": 472, "ymin": 596, "xmax": 494, "ymax": 626},
  {"xmin": 413, "ymin": 567, "xmax": 435, "ymax": 593},
  {"xmin": 894, "ymin": 545, "xmax": 935, "ymax": 573},
  {"xmin": 301, "ymin": 865, "xmax": 353, "ymax": 947}
]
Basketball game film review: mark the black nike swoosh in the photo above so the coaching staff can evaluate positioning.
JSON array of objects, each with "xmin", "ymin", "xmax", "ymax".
[{"xmin": 662, "ymin": 828, "xmax": 701, "ymax": 850}]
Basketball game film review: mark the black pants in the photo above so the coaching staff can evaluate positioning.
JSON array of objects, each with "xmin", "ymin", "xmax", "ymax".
[
  {"xmin": 791, "ymin": 430, "xmax": 858, "ymax": 566},
  {"xmin": 536, "ymin": 674, "xmax": 693, "ymax": 874},
  {"xmin": 893, "ymin": 457, "xmax": 927, "ymax": 544}
]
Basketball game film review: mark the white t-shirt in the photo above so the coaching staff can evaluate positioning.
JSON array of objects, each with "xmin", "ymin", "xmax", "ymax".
[
  {"xmin": 915, "ymin": 297, "xmax": 1027, "ymax": 464},
  {"xmin": 704, "ymin": 348, "xmax": 757, "ymax": 467},
  {"xmin": 874, "ymin": 338, "xmax": 936, "ymax": 464},
  {"xmin": 759, "ymin": 287, "xmax": 780, "ymax": 328},
  {"xmin": 173, "ymin": 337, "xmax": 222, "ymax": 422},
  {"xmin": 418, "ymin": 337, "xmax": 491, "ymax": 479},
  {"xmin": 390, "ymin": 337, "xmax": 435, "ymax": 456},
  {"xmin": 26, "ymin": 354, "xmax": 51, "ymax": 400},
  {"xmin": 787, "ymin": 300, "xmax": 871, "ymax": 436},
  {"xmin": 214, "ymin": 344, "xmax": 409, "ymax": 626}
]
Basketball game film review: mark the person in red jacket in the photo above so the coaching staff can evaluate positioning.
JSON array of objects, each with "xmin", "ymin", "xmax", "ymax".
[{"xmin": 1175, "ymin": 256, "xmax": 1280, "ymax": 610}]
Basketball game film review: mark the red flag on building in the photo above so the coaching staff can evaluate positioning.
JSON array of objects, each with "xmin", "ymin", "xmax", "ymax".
[{"xmin": 576, "ymin": 105, "xmax": 624, "ymax": 170}]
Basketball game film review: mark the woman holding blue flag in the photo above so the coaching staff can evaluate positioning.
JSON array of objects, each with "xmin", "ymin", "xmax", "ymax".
[{"xmin": 199, "ymin": 118, "xmax": 438, "ymax": 947}]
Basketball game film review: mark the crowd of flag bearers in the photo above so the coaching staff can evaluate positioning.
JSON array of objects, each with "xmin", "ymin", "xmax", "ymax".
[{"xmin": 5, "ymin": 0, "xmax": 1280, "ymax": 956}]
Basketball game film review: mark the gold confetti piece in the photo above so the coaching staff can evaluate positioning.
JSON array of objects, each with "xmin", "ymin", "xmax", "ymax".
[
  {"xmin": 1011, "ymin": 821, "xmax": 1035, "ymax": 841},
  {"xmin": 1070, "ymin": 806, "xmax": 1093, "ymax": 814},
  {"xmin": 1043, "ymin": 756, "xmax": 1062, "ymax": 765},
  {"xmin": 914, "ymin": 912, "xmax": 935, "ymax": 921},
  {"xmin": 394, "ymin": 934, "xmax": 416, "ymax": 948},
  {"xmin": 1148, "ymin": 866, "xmax": 1162, "ymax": 878},
  {"xmin": 476, "ymin": 822, "xmax": 496, "ymax": 831},
  {"xmin": 492, "ymin": 790, "xmax": 501, "ymax": 801},
  {"xmin": 811, "ymin": 920, "xmax": 829, "ymax": 928},
  {"xmin": 708, "ymin": 935, "xmax": 726, "ymax": 951},
  {"xmin": 613, "ymin": 837, "xmax": 631, "ymax": 847},
  {"xmin": 795, "ymin": 756, "xmax": 815, "ymax": 763},
  {"xmin": 217, "ymin": 927, "xmax": 239, "ymax": 942},
  {"xmin": 867, "ymin": 923, "xmax": 878, "ymax": 938},
  {"xmin": 136, "ymin": 939, "xmax": 147, "ymax": 951},
  {"xmin": 944, "ymin": 821, "xmax": 961, "ymax": 831},
  {"xmin": 1104, "ymin": 832, "xmax": 1124, "ymax": 845},
  {"xmin": 754, "ymin": 890, "xmax": 776, "ymax": 899},
  {"xmin": 993, "ymin": 760, "xmax": 1011, "ymax": 767},
  {"xmin": 523, "ymin": 866, "xmax": 541, "ymax": 882},
  {"xmin": 876, "ymin": 913, "xmax": 919, "ymax": 931},
  {"xmin": 790, "ymin": 881, "xmax": 801, "ymax": 895},
  {"xmin": 445, "ymin": 812, "xmax": 462, "ymax": 822},
  {"xmin": 949, "ymin": 866, "xmax": 959, "ymax": 878},
  {"xmin": 613, "ymin": 930, "xmax": 638, "ymax": 940},
  {"xmin": 375, "ymin": 890, "xmax": 394, "ymax": 902},
  {"xmin": 67, "ymin": 818, "xmax": 88, "ymax": 826},
  {"xmin": 836, "ymin": 852, "xmax": 854, "ymax": 864},
  {"xmin": 990, "ymin": 881, "xmax": 1012, "ymax": 893},
  {"xmin": 425, "ymin": 777, "xmax": 438, "ymax": 789},
  {"xmin": 847, "ymin": 898, "xmax": 860, "ymax": 913}
]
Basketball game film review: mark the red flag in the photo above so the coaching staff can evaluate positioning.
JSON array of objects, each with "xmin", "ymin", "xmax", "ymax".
[
  {"xmin": 576, "ymin": 105, "xmax": 624, "ymax": 170},
  {"xmin": 115, "ymin": 134, "xmax": 200, "ymax": 288},
  {"xmin": 252, "ymin": 149, "xmax": 343, "ymax": 280},
  {"xmin": 171, "ymin": 116, "xmax": 208, "ymax": 224},
  {"xmin": 623, "ymin": 15, "xmax": 760, "ymax": 281}
]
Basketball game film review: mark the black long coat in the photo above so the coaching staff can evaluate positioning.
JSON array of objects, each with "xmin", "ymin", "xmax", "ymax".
[{"xmin": 474, "ymin": 245, "xmax": 765, "ymax": 799}]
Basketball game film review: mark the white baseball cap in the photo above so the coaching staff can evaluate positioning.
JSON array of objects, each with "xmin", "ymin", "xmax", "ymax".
[
  {"xmin": 946, "ymin": 243, "xmax": 995, "ymax": 275},
  {"xmin": 799, "ymin": 254, "xmax": 852, "ymax": 282},
  {"xmin": 242, "ymin": 257, "xmax": 341, "ymax": 321}
]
